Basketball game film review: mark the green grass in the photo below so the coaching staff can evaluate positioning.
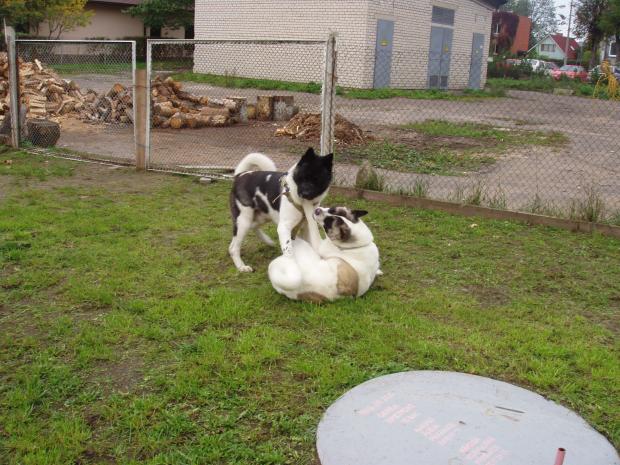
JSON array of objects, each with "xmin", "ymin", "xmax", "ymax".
[
  {"xmin": 169, "ymin": 72, "xmax": 505, "ymax": 100},
  {"xmin": 48, "ymin": 61, "xmax": 188, "ymax": 75},
  {"xmin": 409, "ymin": 120, "xmax": 568, "ymax": 147},
  {"xmin": 487, "ymin": 77, "xmax": 607, "ymax": 99},
  {"xmin": 170, "ymin": 72, "xmax": 324, "ymax": 94},
  {"xmin": 0, "ymin": 150, "xmax": 619, "ymax": 464},
  {"xmin": 340, "ymin": 140, "xmax": 496, "ymax": 175},
  {"xmin": 339, "ymin": 120, "xmax": 567, "ymax": 175},
  {"xmin": 0, "ymin": 149, "xmax": 75, "ymax": 180},
  {"xmin": 339, "ymin": 87, "xmax": 505, "ymax": 100}
]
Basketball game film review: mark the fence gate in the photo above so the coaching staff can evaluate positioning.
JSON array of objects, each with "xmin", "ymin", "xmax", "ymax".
[
  {"xmin": 145, "ymin": 38, "xmax": 333, "ymax": 176},
  {"xmin": 13, "ymin": 40, "xmax": 136, "ymax": 164}
]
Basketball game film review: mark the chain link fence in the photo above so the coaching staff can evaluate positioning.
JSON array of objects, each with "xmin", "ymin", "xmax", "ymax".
[
  {"xmin": 145, "ymin": 39, "xmax": 329, "ymax": 175},
  {"xmin": 2, "ymin": 35, "xmax": 619, "ymax": 225},
  {"xmin": 12, "ymin": 40, "xmax": 135, "ymax": 164},
  {"xmin": 332, "ymin": 46, "xmax": 620, "ymax": 224}
]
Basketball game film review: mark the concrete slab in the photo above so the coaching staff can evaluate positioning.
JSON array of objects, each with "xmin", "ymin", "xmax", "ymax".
[{"xmin": 317, "ymin": 371, "xmax": 619, "ymax": 465}]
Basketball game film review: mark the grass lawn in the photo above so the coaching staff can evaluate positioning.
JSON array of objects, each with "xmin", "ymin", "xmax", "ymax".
[
  {"xmin": 48, "ymin": 61, "xmax": 189, "ymax": 75},
  {"xmin": 0, "ymin": 150, "xmax": 618, "ymax": 464},
  {"xmin": 486, "ymin": 77, "xmax": 608, "ymax": 99},
  {"xmin": 169, "ymin": 72, "xmax": 504, "ymax": 100},
  {"xmin": 338, "ymin": 120, "xmax": 568, "ymax": 176}
]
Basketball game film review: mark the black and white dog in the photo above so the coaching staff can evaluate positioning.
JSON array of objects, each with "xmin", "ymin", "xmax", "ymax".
[{"xmin": 229, "ymin": 148, "xmax": 333, "ymax": 272}]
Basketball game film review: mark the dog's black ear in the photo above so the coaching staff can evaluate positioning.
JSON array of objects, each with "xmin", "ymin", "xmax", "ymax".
[
  {"xmin": 352, "ymin": 210, "xmax": 368, "ymax": 220},
  {"xmin": 323, "ymin": 153, "xmax": 334, "ymax": 163},
  {"xmin": 301, "ymin": 148, "xmax": 317, "ymax": 161}
]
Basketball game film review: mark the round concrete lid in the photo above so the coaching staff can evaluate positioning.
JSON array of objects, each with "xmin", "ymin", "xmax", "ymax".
[{"xmin": 316, "ymin": 371, "xmax": 619, "ymax": 465}]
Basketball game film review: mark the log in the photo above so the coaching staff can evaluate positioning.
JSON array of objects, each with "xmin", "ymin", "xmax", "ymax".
[
  {"xmin": 169, "ymin": 112, "xmax": 187, "ymax": 129},
  {"xmin": 226, "ymin": 96, "xmax": 248, "ymax": 123},
  {"xmin": 273, "ymin": 96, "xmax": 295, "ymax": 121},
  {"xmin": 153, "ymin": 102, "xmax": 176, "ymax": 118},
  {"xmin": 47, "ymin": 84, "xmax": 65, "ymax": 95},
  {"xmin": 256, "ymin": 96, "xmax": 274, "ymax": 120},
  {"xmin": 27, "ymin": 119, "xmax": 61, "ymax": 147},
  {"xmin": 107, "ymin": 83, "xmax": 125, "ymax": 97},
  {"xmin": 247, "ymin": 104, "xmax": 257, "ymax": 120},
  {"xmin": 199, "ymin": 107, "xmax": 229, "ymax": 117}
]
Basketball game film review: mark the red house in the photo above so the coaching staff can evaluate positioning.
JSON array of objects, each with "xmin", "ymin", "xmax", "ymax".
[{"xmin": 491, "ymin": 11, "xmax": 532, "ymax": 56}]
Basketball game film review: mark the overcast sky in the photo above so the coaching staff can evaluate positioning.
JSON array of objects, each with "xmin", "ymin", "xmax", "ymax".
[{"xmin": 554, "ymin": 0, "xmax": 572, "ymax": 35}]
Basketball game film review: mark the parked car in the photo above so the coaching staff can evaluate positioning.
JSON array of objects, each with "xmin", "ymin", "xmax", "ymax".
[
  {"xmin": 543, "ymin": 61, "xmax": 559, "ymax": 76},
  {"xmin": 504, "ymin": 59, "xmax": 522, "ymax": 66},
  {"xmin": 588, "ymin": 64, "xmax": 620, "ymax": 82},
  {"xmin": 550, "ymin": 65, "xmax": 588, "ymax": 82},
  {"xmin": 523, "ymin": 59, "xmax": 545, "ymax": 72}
]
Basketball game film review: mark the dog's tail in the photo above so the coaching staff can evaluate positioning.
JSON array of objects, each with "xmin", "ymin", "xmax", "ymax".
[{"xmin": 234, "ymin": 152, "xmax": 277, "ymax": 175}]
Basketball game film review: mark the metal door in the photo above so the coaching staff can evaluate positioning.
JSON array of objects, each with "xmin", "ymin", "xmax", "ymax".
[
  {"xmin": 468, "ymin": 33, "xmax": 485, "ymax": 89},
  {"xmin": 373, "ymin": 20, "xmax": 394, "ymax": 88},
  {"xmin": 428, "ymin": 26, "xmax": 453, "ymax": 89}
]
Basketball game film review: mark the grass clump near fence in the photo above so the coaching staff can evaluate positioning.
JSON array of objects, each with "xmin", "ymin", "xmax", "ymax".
[
  {"xmin": 1, "ymin": 150, "xmax": 618, "ymax": 464},
  {"xmin": 339, "ymin": 120, "xmax": 567, "ymax": 176}
]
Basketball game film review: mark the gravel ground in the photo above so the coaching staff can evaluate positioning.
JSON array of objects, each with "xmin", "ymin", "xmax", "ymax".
[{"xmin": 60, "ymin": 73, "xmax": 620, "ymax": 212}]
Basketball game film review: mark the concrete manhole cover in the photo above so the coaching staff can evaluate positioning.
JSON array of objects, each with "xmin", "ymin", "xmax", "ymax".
[{"xmin": 316, "ymin": 371, "xmax": 619, "ymax": 465}]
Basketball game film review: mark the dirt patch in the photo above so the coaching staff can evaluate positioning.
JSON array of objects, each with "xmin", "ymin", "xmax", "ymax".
[{"xmin": 465, "ymin": 284, "xmax": 511, "ymax": 308}]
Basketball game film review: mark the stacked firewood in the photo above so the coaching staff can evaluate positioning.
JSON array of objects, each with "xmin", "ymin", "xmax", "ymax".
[
  {"xmin": 81, "ymin": 83, "xmax": 133, "ymax": 124},
  {"xmin": 151, "ymin": 75, "xmax": 243, "ymax": 129},
  {"xmin": 0, "ymin": 53, "xmax": 133, "ymax": 124},
  {"xmin": 0, "ymin": 53, "xmax": 12, "ymax": 122}
]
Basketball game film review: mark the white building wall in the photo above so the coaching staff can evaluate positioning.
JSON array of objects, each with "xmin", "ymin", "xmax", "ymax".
[
  {"xmin": 34, "ymin": 3, "xmax": 144, "ymax": 39},
  {"xmin": 193, "ymin": 0, "xmax": 494, "ymax": 89},
  {"xmin": 365, "ymin": 0, "xmax": 492, "ymax": 89},
  {"xmin": 193, "ymin": 0, "xmax": 372, "ymax": 87},
  {"xmin": 536, "ymin": 37, "xmax": 565, "ymax": 61}
]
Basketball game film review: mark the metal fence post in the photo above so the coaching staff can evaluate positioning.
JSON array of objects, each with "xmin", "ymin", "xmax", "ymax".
[
  {"xmin": 320, "ymin": 33, "xmax": 337, "ymax": 156},
  {"xmin": 5, "ymin": 25, "xmax": 20, "ymax": 148},
  {"xmin": 144, "ymin": 40, "xmax": 152, "ymax": 169},
  {"xmin": 135, "ymin": 68, "xmax": 147, "ymax": 170}
]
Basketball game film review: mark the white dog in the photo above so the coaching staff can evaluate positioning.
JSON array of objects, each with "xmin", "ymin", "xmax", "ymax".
[{"xmin": 268, "ymin": 204, "xmax": 381, "ymax": 302}]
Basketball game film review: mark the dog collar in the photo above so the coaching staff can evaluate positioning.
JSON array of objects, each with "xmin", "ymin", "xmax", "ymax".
[{"xmin": 273, "ymin": 176, "xmax": 304, "ymax": 213}]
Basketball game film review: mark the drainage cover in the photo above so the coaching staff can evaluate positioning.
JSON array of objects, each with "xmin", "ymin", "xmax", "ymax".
[{"xmin": 316, "ymin": 371, "xmax": 619, "ymax": 465}]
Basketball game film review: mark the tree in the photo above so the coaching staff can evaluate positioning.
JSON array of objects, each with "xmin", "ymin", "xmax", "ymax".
[
  {"xmin": 1, "ymin": 0, "xmax": 92, "ymax": 38},
  {"xmin": 574, "ymin": 0, "xmax": 609, "ymax": 67},
  {"xmin": 600, "ymin": 0, "xmax": 620, "ymax": 47},
  {"xmin": 502, "ymin": 0, "xmax": 559, "ymax": 44},
  {"xmin": 125, "ymin": 0, "xmax": 193, "ymax": 32}
]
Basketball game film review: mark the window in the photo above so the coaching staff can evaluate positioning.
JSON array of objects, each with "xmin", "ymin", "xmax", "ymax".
[
  {"xmin": 149, "ymin": 26, "xmax": 162, "ymax": 38},
  {"xmin": 432, "ymin": 6, "xmax": 455, "ymax": 26},
  {"xmin": 610, "ymin": 41, "xmax": 617, "ymax": 57},
  {"xmin": 540, "ymin": 44, "xmax": 556, "ymax": 53}
]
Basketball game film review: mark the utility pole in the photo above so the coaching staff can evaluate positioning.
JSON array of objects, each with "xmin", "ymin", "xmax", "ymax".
[{"xmin": 563, "ymin": 0, "xmax": 574, "ymax": 66}]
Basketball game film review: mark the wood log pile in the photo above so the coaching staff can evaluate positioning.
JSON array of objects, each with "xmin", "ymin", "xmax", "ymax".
[
  {"xmin": 1, "ymin": 54, "xmax": 301, "ymax": 132},
  {"xmin": 0, "ymin": 53, "xmax": 12, "ymax": 123},
  {"xmin": 275, "ymin": 112, "xmax": 372, "ymax": 146},
  {"xmin": 151, "ymin": 75, "xmax": 245, "ymax": 129},
  {"xmin": 0, "ymin": 53, "xmax": 133, "ymax": 124}
]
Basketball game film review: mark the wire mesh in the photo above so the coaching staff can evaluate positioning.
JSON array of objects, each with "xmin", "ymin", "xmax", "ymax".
[
  {"xmin": 146, "ymin": 39, "xmax": 327, "ymax": 175},
  {"xmin": 13, "ymin": 40, "xmax": 135, "ymax": 164},
  {"xmin": 333, "ymin": 45, "xmax": 620, "ymax": 224}
]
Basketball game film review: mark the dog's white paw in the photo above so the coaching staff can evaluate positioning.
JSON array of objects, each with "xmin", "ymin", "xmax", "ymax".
[{"xmin": 238, "ymin": 265, "xmax": 254, "ymax": 273}]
